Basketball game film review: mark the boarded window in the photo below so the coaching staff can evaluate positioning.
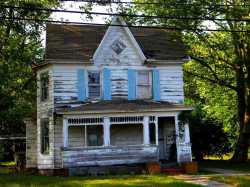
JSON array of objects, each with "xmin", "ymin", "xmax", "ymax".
[
  {"xmin": 88, "ymin": 71, "xmax": 101, "ymax": 98},
  {"xmin": 41, "ymin": 118, "xmax": 49, "ymax": 154},
  {"xmin": 137, "ymin": 71, "xmax": 152, "ymax": 99},
  {"xmin": 40, "ymin": 72, "xmax": 49, "ymax": 101}
]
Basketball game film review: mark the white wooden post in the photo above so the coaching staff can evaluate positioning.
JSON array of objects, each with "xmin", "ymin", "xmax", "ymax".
[
  {"xmin": 63, "ymin": 118, "xmax": 68, "ymax": 147},
  {"xmin": 103, "ymin": 117, "xmax": 110, "ymax": 146},
  {"xmin": 143, "ymin": 116, "xmax": 150, "ymax": 145},
  {"xmin": 155, "ymin": 117, "xmax": 159, "ymax": 145},
  {"xmin": 174, "ymin": 113, "xmax": 180, "ymax": 163},
  {"xmin": 184, "ymin": 122, "xmax": 190, "ymax": 143},
  {"xmin": 185, "ymin": 122, "xmax": 192, "ymax": 162}
]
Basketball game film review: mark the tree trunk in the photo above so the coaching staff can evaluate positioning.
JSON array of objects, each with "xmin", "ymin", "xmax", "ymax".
[{"xmin": 231, "ymin": 69, "xmax": 250, "ymax": 162}]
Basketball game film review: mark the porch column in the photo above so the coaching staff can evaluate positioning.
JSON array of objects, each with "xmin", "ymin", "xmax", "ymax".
[
  {"xmin": 184, "ymin": 122, "xmax": 190, "ymax": 143},
  {"xmin": 63, "ymin": 118, "xmax": 68, "ymax": 147},
  {"xmin": 174, "ymin": 113, "xmax": 180, "ymax": 163},
  {"xmin": 143, "ymin": 116, "xmax": 150, "ymax": 145},
  {"xmin": 103, "ymin": 117, "xmax": 110, "ymax": 146},
  {"xmin": 155, "ymin": 117, "xmax": 159, "ymax": 145}
]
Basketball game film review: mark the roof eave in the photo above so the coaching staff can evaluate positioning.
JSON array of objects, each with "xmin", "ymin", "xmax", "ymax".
[{"xmin": 56, "ymin": 105, "xmax": 193, "ymax": 115}]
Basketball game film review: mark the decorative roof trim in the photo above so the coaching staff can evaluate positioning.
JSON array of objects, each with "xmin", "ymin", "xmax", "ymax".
[{"xmin": 93, "ymin": 16, "xmax": 146, "ymax": 62}]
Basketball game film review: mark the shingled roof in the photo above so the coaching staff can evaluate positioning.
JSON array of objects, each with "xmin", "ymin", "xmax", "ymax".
[{"xmin": 45, "ymin": 24, "xmax": 187, "ymax": 62}]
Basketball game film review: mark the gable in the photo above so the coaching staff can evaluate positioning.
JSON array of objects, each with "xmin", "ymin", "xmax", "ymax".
[{"xmin": 93, "ymin": 17, "xmax": 146, "ymax": 66}]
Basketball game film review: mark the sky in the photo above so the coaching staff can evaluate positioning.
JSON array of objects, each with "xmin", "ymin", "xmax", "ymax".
[{"xmin": 42, "ymin": 1, "xmax": 121, "ymax": 45}]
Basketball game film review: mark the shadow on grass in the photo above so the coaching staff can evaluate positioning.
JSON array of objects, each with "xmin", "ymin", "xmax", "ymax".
[
  {"xmin": 0, "ymin": 174, "xmax": 202, "ymax": 187},
  {"xmin": 199, "ymin": 159, "xmax": 250, "ymax": 172},
  {"xmin": 211, "ymin": 175, "xmax": 250, "ymax": 187}
]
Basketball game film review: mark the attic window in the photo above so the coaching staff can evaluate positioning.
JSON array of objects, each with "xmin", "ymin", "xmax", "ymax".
[{"xmin": 111, "ymin": 39, "xmax": 126, "ymax": 55}]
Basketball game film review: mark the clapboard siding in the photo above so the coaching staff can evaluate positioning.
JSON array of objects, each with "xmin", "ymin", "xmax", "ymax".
[
  {"xmin": 159, "ymin": 67, "xmax": 184, "ymax": 103},
  {"xmin": 111, "ymin": 69, "xmax": 128, "ymax": 98},
  {"xmin": 53, "ymin": 68, "xmax": 79, "ymax": 104},
  {"xmin": 26, "ymin": 119, "xmax": 37, "ymax": 168},
  {"xmin": 62, "ymin": 145, "xmax": 158, "ymax": 167},
  {"xmin": 54, "ymin": 116, "xmax": 63, "ymax": 168}
]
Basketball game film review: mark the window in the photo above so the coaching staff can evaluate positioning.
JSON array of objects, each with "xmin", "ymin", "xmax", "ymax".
[
  {"xmin": 137, "ymin": 71, "xmax": 152, "ymax": 99},
  {"xmin": 88, "ymin": 71, "xmax": 101, "ymax": 98},
  {"xmin": 40, "ymin": 72, "xmax": 49, "ymax": 101},
  {"xmin": 68, "ymin": 125, "xmax": 103, "ymax": 147},
  {"xmin": 41, "ymin": 118, "xmax": 49, "ymax": 154},
  {"xmin": 149, "ymin": 123, "xmax": 156, "ymax": 144},
  {"xmin": 87, "ymin": 125, "xmax": 103, "ymax": 146}
]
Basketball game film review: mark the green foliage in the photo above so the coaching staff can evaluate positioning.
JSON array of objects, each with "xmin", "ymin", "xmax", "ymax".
[
  {"xmin": 186, "ymin": 107, "xmax": 233, "ymax": 160},
  {"xmin": 0, "ymin": 0, "xmax": 59, "ymax": 159},
  {"xmin": 128, "ymin": 0, "xmax": 250, "ymax": 160}
]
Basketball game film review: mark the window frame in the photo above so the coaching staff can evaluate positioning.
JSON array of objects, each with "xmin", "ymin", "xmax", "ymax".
[
  {"xmin": 40, "ymin": 72, "xmax": 49, "ymax": 102},
  {"xmin": 40, "ymin": 118, "xmax": 50, "ymax": 155},
  {"xmin": 87, "ymin": 70, "xmax": 101, "ymax": 99},
  {"xmin": 136, "ymin": 70, "xmax": 152, "ymax": 99}
]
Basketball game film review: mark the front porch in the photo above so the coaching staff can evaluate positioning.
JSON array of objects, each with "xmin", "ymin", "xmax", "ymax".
[{"xmin": 61, "ymin": 113, "xmax": 192, "ymax": 168}]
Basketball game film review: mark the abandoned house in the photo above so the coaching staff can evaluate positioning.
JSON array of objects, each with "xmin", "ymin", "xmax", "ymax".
[{"xmin": 25, "ymin": 17, "xmax": 193, "ymax": 174}]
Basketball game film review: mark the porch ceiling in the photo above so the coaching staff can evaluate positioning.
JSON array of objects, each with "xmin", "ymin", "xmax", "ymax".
[{"xmin": 55, "ymin": 100, "xmax": 192, "ymax": 115}]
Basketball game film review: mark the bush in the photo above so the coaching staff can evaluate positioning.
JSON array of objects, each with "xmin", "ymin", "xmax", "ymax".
[{"xmin": 181, "ymin": 109, "xmax": 233, "ymax": 160}]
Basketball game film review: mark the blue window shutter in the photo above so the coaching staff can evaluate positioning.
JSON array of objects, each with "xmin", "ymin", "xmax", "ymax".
[
  {"xmin": 77, "ymin": 69, "xmax": 86, "ymax": 101},
  {"xmin": 153, "ymin": 69, "xmax": 161, "ymax": 101},
  {"xmin": 103, "ymin": 68, "xmax": 111, "ymax": 100},
  {"xmin": 128, "ymin": 69, "xmax": 136, "ymax": 100}
]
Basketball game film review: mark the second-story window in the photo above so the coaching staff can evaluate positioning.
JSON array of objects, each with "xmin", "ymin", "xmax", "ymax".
[
  {"xmin": 137, "ymin": 71, "xmax": 152, "ymax": 99},
  {"xmin": 88, "ymin": 71, "xmax": 101, "ymax": 98},
  {"xmin": 40, "ymin": 72, "xmax": 49, "ymax": 102}
]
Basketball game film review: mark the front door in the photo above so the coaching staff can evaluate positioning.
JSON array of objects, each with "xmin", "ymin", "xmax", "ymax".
[{"xmin": 158, "ymin": 117, "xmax": 176, "ymax": 161}]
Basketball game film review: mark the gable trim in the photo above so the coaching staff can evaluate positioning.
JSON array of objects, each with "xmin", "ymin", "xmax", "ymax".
[{"xmin": 93, "ymin": 16, "xmax": 146, "ymax": 62}]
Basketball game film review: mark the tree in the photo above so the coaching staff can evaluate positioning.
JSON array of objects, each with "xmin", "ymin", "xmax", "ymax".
[
  {"xmin": 0, "ymin": 0, "xmax": 59, "ymax": 158},
  {"xmin": 125, "ymin": 0, "xmax": 250, "ymax": 162},
  {"xmin": 181, "ymin": 107, "xmax": 233, "ymax": 160}
]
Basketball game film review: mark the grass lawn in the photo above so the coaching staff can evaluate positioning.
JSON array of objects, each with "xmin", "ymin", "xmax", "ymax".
[
  {"xmin": 211, "ymin": 176, "xmax": 250, "ymax": 187},
  {"xmin": 199, "ymin": 160, "xmax": 250, "ymax": 172},
  {"xmin": 0, "ymin": 174, "xmax": 202, "ymax": 187}
]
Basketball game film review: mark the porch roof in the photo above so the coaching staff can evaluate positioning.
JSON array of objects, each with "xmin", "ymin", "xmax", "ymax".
[{"xmin": 55, "ymin": 100, "xmax": 192, "ymax": 115}]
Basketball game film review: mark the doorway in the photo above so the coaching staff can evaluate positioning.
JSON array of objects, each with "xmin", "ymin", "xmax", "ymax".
[{"xmin": 158, "ymin": 117, "xmax": 176, "ymax": 162}]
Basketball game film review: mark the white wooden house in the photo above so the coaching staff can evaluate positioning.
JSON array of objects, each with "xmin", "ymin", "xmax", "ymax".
[{"xmin": 26, "ymin": 17, "xmax": 192, "ymax": 174}]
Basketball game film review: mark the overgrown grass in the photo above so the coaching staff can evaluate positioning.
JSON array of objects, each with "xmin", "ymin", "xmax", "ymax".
[
  {"xmin": 0, "ymin": 174, "xmax": 202, "ymax": 187},
  {"xmin": 199, "ymin": 160, "xmax": 250, "ymax": 172},
  {"xmin": 211, "ymin": 176, "xmax": 250, "ymax": 187}
]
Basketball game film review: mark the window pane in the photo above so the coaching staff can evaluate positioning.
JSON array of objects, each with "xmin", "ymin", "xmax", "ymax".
[
  {"xmin": 89, "ymin": 86, "xmax": 100, "ymax": 98},
  {"xmin": 87, "ymin": 125, "xmax": 103, "ymax": 146},
  {"xmin": 88, "ymin": 72, "xmax": 100, "ymax": 84},
  {"xmin": 137, "ymin": 86, "xmax": 151, "ymax": 99},
  {"xmin": 138, "ymin": 71, "xmax": 150, "ymax": 85},
  {"xmin": 41, "ymin": 118, "xmax": 49, "ymax": 154},
  {"xmin": 88, "ymin": 71, "xmax": 101, "ymax": 98}
]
